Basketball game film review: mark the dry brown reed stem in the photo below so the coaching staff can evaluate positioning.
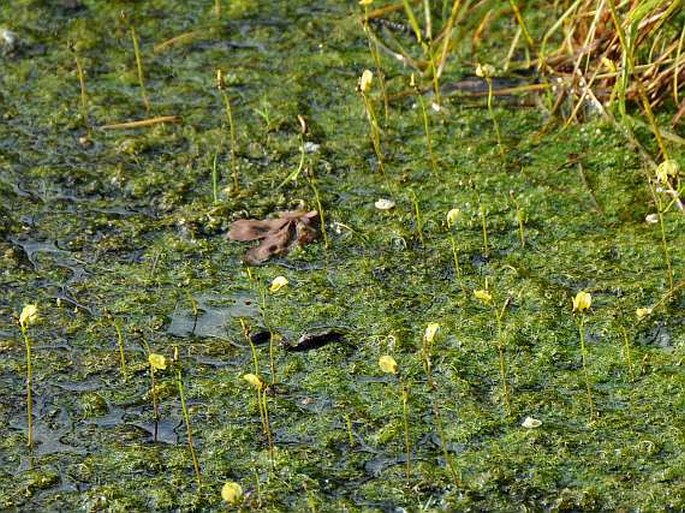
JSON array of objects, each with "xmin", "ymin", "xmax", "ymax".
[{"xmin": 99, "ymin": 115, "xmax": 181, "ymax": 130}]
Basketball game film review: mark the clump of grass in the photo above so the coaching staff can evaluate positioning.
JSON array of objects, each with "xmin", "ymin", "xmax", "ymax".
[
  {"xmin": 572, "ymin": 291, "xmax": 595, "ymax": 423},
  {"xmin": 18, "ymin": 304, "xmax": 38, "ymax": 447}
]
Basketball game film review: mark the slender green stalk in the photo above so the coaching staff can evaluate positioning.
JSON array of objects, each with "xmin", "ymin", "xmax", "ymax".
[
  {"xmin": 479, "ymin": 201, "xmax": 489, "ymax": 257},
  {"xmin": 485, "ymin": 76, "xmax": 505, "ymax": 157},
  {"xmin": 361, "ymin": 5, "xmax": 389, "ymax": 125},
  {"xmin": 510, "ymin": 192, "xmax": 525, "ymax": 248},
  {"xmin": 130, "ymin": 27, "xmax": 150, "ymax": 111},
  {"xmin": 211, "ymin": 152, "xmax": 220, "ymax": 204},
  {"xmin": 20, "ymin": 325, "xmax": 33, "ymax": 447},
  {"xmin": 221, "ymin": 91, "xmax": 239, "ymax": 190},
  {"xmin": 112, "ymin": 316, "xmax": 128, "ymax": 380},
  {"xmin": 410, "ymin": 190, "xmax": 425, "ymax": 246},
  {"xmin": 149, "ymin": 365, "xmax": 160, "ymax": 442},
  {"xmin": 449, "ymin": 234, "xmax": 461, "ymax": 279},
  {"xmin": 577, "ymin": 315, "xmax": 595, "ymax": 422},
  {"xmin": 360, "ymin": 90, "xmax": 386, "ymax": 177},
  {"xmin": 308, "ymin": 171, "xmax": 329, "ymax": 248},
  {"xmin": 174, "ymin": 347, "xmax": 202, "ymax": 488},
  {"xmin": 400, "ymin": 382, "xmax": 411, "ymax": 481},
  {"xmin": 73, "ymin": 52, "xmax": 89, "ymax": 134},
  {"xmin": 413, "ymin": 77, "xmax": 437, "ymax": 175},
  {"xmin": 495, "ymin": 299, "xmax": 512, "ymax": 414}
]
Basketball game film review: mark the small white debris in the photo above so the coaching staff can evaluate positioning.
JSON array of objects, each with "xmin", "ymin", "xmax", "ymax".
[
  {"xmin": 645, "ymin": 213, "xmax": 659, "ymax": 224},
  {"xmin": 303, "ymin": 141, "xmax": 320, "ymax": 154},
  {"xmin": 375, "ymin": 198, "xmax": 395, "ymax": 210},
  {"xmin": 1, "ymin": 28, "xmax": 19, "ymax": 53},
  {"xmin": 521, "ymin": 416, "xmax": 542, "ymax": 429}
]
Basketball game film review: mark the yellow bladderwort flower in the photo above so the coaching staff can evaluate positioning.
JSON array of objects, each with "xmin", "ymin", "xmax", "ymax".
[
  {"xmin": 474, "ymin": 289, "xmax": 492, "ymax": 304},
  {"xmin": 148, "ymin": 353, "xmax": 167, "ymax": 370},
  {"xmin": 378, "ymin": 355, "xmax": 398, "ymax": 375},
  {"xmin": 243, "ymin": 373, "xmax": 264, "ymax": 390},
  {"xmin": 475, "ymin": 63, "xmax": 495, "ymax": 78},
  {"xmin": 636, "ymin": 307, "xmax": 652, "ymax": 320},
  {"xmin": 572, "ymin": 291, "xmax": 592, "ymax": 313},
  {"xmin": 269, "ymin": 276, "xmax": 288, "ymax": 293},
  {"xmin": 446, "ymin": 208, "xmax": 461, "ymax": 228},
  {"xmin": 359, "ymin": 0, "xmax": 373, "ymax": 6},
  {"xmin": 655, "ymin": 159, "xmax": 679, "ymax": 184},
  {"xmin": 424, "ymin": 323, "xmax": 440, "ymax": 344},
  {"xmin": 221, "ymin": 481, "xmax": 243, "ymax": 504},
  {"xmin": 19, "ymin": 304, "xmax": 38, "ymax": 329},
  {"xmin": 359, "ymin": 69, "xmax": 373, "ymax": 93}
]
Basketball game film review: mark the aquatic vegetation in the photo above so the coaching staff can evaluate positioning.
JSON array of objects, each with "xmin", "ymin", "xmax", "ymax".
[
  {"xmin": 357, "ymin": 70, "xmax": 385, "ymax": 176},
  {"xmin": 268, "ymin": 276, "xmax": 288, "ymax": 294},
  {"xmin": 475, "ymin": 63, "xmax": 504, "ymax": 157},
  {"xmin": 18, "ymin": 304, "xmax": 38, "ymax": 447},
  {"xmin": 572, "ymin": 290, "xmax": 595, "ymax": 422}
]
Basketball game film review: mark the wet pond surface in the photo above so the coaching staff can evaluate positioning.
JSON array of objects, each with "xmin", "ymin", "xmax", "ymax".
[{"xmin": 1, "ymin": 1, "xmax": 684, "ymax": 511}]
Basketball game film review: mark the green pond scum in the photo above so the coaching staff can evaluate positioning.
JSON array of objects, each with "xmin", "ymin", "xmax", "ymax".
[{"xmin": 1, "ymin": 0, "xmax": 684, "ymax": 511}]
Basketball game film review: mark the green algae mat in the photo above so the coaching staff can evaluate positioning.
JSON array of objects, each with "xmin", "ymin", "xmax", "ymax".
[{"xmin": 1, "ymin": 1, "xmax": 684, "ymax": 511}]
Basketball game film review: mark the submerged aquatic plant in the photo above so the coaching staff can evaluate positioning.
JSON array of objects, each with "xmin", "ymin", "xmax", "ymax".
[
  {"xmin": 572, "ymin": 290, "xmax": 595, "ymax": 422},
  {"xmin": 18, "ymin": 304, "xmax": 38, "ymax": 447}
]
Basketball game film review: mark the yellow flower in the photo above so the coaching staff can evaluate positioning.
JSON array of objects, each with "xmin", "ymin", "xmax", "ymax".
[
  {"xmin": 359, "ymin": 0, "xmax": 373, "ymax": 5},
  {"xmin": 446, "ymin": 208, "xmax": 461, "ymax": 228},
  {"xmin": 19, "ymin": 304, "xmax": 38, "ymax": 329},
  {"xmin": 359, "ymin": 69, "xmax": 373, "ymax": 93},
  {"xmin": 243, "ymin": 373, "xmax": 264, "ymax": 390},
  {"xmin": 474, "ymin": 289, "xmax": 492, "ymax": 304},
  {"xmin": 655, "ymin": 160, "xmax": 679, "ymax": 184},
  {"xmin": 221, "ymin": 481, "xmax": 243, "ymax": 504},
  {"xmin": 424, "ymin": 323, "xmax": 440, "ymax": 344},
  {"xmin": 572, "ymin": 291, "xmax": 592, "ymax": 313},
  {"xmin": 636, "ymin": 307, "xmax": 652, "ymax": 320},
  {"xmin": 148, "ymin": 353, "xmax": 167, "ymax": 370},
  {"xmin": 269, "ymin": 276, "xmax": 288, "ymax": 293},
  {"xmin": 475, "ymin": 63, "xmax": 495, "ymax": 78},
  {"xmin": 378, "ymin": 355, "xmax": 398, "ymax": 375}
]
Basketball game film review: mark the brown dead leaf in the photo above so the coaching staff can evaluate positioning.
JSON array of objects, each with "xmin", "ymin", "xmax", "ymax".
[{"xmin": 227, "ymin": 210, "xmax": 320, "ymax": 265}]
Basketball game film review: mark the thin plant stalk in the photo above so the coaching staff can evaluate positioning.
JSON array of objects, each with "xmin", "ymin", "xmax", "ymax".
[
  {"xmin": 479, "ymin": 201, "xmax": 489, "ymax": 257},
  {"xmin": 360, "ymin": 88, "xmax": 386, "ymax": 177},
  {"xmin": 413, "ymin": 76, "xmax": 438, "ymax": 175},
  {"xmin": 410, "ymin": 190, "xmax": 425, "ymax": 246},
  {"xmin": 149, "ymin": 365, "xmax": 160, "ymax": 442},
  {"xmin": 20, "ymin": 325, "xmax": 33, "ymax": 447},
  {"xmin": 361, "ymin": 5, "xmax": 389, "ymax": 125},
  {"xmin": 485, "ymin": 75, "xmax": 505, "ymax": 157},
  {"xmin": 112, "ymin": 316, "xmax": 128, "ymax": 380},
  {"xmin": 510, "ymin": 192, "xmax": 525, "ymax": 247},
  {"xmin": 211, "ymin": 152, "xmax": 220, "ymax": 204},
  {"xmin": 73, "ymin": 52, "xmax": 90, "ymax": 134},
  {"xmin": 174, "ymin": 347, "xmax": 202, "ymax": 488},
  {"xmin": 576, "ymin": 314, "xmax": 595, "ymax": 422},
  {"xmin": 130, "ymin": 27, "xmax": 151, "ymax": 111},
  {"xmin": 495, "ymin": 298, "xmax": 512, "ymax": 414},
  {"xmin": 217, "ymin": 70, "xmax": 239, "ymax": 191},
  {"xmin": 400, "ymin": 382, "xmax": 411, "ymax": 481}
]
